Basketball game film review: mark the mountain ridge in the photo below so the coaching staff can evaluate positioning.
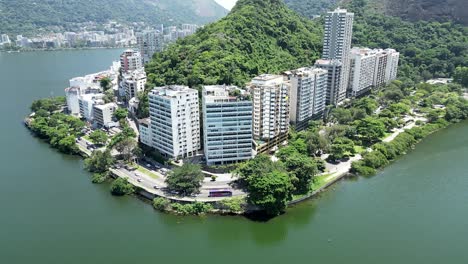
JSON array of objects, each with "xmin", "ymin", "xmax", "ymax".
[{"xmin": 0, "ymin": 0, "xmax": 228, "ymax": 36}]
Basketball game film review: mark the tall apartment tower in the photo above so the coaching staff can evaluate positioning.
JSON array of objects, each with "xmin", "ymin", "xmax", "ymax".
[
  {"xmin": 322, "ymin": 8, "xmax": 354, "ymax": 105},
  {"xmin": 137, "ymin": 30, "xmax": 164, "ymax": 64},
  {"xmin": 148, "ymin": 86, "xmax": 200, "ymax": 159},
  {"xmin": 202, "ymin": 85, "xmax": 253, "ymax": 165},
  {"xmin": 285, "ymin": 67, "xmax": 328, "ymax": 130},
  {"xmin": 249, "ymin": 74, "xmax": 290, "ymax": 153},
  {"xmin": 315, "ymin": 59, "xmax": 343, "ymax": 106}
]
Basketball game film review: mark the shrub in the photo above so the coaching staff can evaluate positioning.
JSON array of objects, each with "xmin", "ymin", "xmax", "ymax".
[
  {"xmin": 110, "ymin": 178, "xmax": 134, "ymax": 196},
  {"xmin": 153, "ymin": 197, "xmax": 171, "ymax": 212}
]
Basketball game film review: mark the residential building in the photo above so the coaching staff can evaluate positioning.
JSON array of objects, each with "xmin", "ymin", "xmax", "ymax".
[
  {"xmin": 202, "ymin": 85, "xmax": 253, "ymax": 165},
  {"xmin": 137, "ymin": 30, "xmax": 163, "ymax": 64},
  {"xmin": 138, "ymin": 119, "xmax": 152, "ymax": 147},
  {"xmin": 1, "ymin": 34, "xmax": 10, "ymax": 45},
  {"xmin": 148, "ymin": 86, "xmax": 200, "ymax": 159},
  {"xmin": 65, "ymin": 87, "xmax": 81, "ymax": 116},
  {"xmin": 249, "ymin": 74, "xmax": 290, "ymax": 153},
  {"xmin": 322, "ymin": 8, "xmax": 354, "ymax": 105},
  {"xmin": 93, "ymin": 103, "xmax": 118, "ymax": 128},
  {"xmin": 315, "ymin": 59, "xmax": 343, "ymax": 106},
  {"xmin": 373, "ymin": 49, "xmax": 400, "ymax": 88},
  {"xmin": 348, "ymin": 47, "xmax": 400, "ymax": 96},
  {"xmin": 121, "ymin": 69, "xmax": 147, "ymax": 101},
  {"xmin": 120, "ymin": 49, "xmax": 142, "ymax": 73},
  {"xmin": 284, "ymin": 67, "xmax": 328, "ymax": 130},
  {"xmin": 348, "ymin": 47, "xmax": 377, "ymax": 97},
  {"xmin": 79, "ymin": 94, "xmax": 104, "ymax": 122}
]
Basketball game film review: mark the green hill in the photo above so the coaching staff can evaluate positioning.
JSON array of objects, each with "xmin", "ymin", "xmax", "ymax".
[
  {"xmin": 145, "ymin": 0, "xmax": 323, "ymax": 88},
  {"xmin": 0, "ymin": 0, "xmax": 228, "ymax": 36}
]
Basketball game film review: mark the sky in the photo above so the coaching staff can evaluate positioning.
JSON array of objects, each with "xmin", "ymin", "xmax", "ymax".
[{"xmin": 215, "ymin": 0, "xmax": 238, "ymax": 10}]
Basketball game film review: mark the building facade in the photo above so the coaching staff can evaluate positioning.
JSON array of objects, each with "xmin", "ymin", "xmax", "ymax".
[
  {"xmin": 322, "ymin": 8, "xmax": 354, "ymax": 105},
  {"xmin": 148, "ymin": 86, "xmax": 200, "ymax": 159},
  {"xmin": 249, "ymin": 74, "xmax": 290, "ymax": 153},
  {"xmin": 120, "ymin": 49, "xmax": 142, "ymax": 73},
  {"xmin": 285, "ymin": 67, "xmax": 328, "ymax": 130},
  {"xmin": 93, "ymin": 103, "xmax": 118, "ymax": 128},
  {"xmin": 78, "ymin": 94, "xmax": 105, "ymax": 122},
  {"xmin": 315, "ymin": 59, "xmax": 343, "ymax": 106},
  {"xmin": 121, "ymin": 69, "xmax": 147, "ymax": 101},
  {"xmin": 348, "ymin": 47, "xmax": 377, "ymax": 96},
  {"xmin": 202, "ymin": 85, "xmax": 253, "ymax": 165},
  {"xmin": 136, "ymin": 30, "xmax": 164, "ymax": 64},
  {"xmin": 138, "ymin": 118, "xmax": 152, "ymax": 147}
]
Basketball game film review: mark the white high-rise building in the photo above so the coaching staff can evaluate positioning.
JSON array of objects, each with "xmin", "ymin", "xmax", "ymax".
[
  {"xmin": 65, "ymin": 87, "xmax": 82, "ymax": 116},
  {"xmin": 148, "ymin": 86, "xmax": 200, "ymax": 159},
  {"xmin": 315, "ymin": 59, "xmax": 343, "ymax": 106},
  {"xmin": 79, "ymin": 94, "xmax": 105, "ymax": 122},
  {"xmin": 120, "ymin": 49, "xmax": 142, "ymax": 73},
  {"xmin": 349, "ymin": 47, "xmax": 377, "ymax": 96},
  {"xmin": 373, "ymin": 49, "xmax": 400, "ymax": 88},
  {"xmin": 348, "ymin": 47, "xmax": 400, "ymax": 96},
  {"xmin": 322, "ymin": 8, "xmax": 354, "ymax": 105},
  {"xmin": 285, "ymin": 67, "xmax": 328, "ymax": 130},
  {"xmin": 202, "ymin": 85, "xmax": 253, "ymax": 165},
  {"xmin": 137, "ymin": 30, "xmax": 164, "ymax": 64},
  {"xmin": 121, "ymin": 69, "xmax": 147, "ymax": 101},
  {"xmin": 249, "ymin": 74, "xmax": 290, "ymax": 153}
]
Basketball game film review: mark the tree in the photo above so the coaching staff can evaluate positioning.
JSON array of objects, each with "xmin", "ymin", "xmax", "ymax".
[
  {"xmin": 113, "ymin": 108, "xmax": 128, "ymax": 121},
  {"xmin": 305, "ymin": 131, "xmax": 329, "ymax": 156},
  {"xmin": 89, "ymin": 130, "xmax": 108, "ymax": 146},
  {"xmin": 328, "ymin": 137, "xmax": 356, "ymax": 162},
  {"xmin": 276, "ymin": 146, "xmax": 298, "ymax": 162},
  {"xmin": 236, "ymin": 155, "xmax": 293, "ymax": 215},
  {"xmin": 110, "ymin": 178, "xmax": 134, "ymax": 196},
  {"xmin": 355, "ymin": 117, "xmax": 386, "ymax": 144},
  {"xmin": 57, "ymin": 135, "xmax": 79, "ymax": 154},
  {"xmin": 453, "ymin": 66, "xmax": 468, "ymax": 87},
  {"xmin": 100, "ymin": 77, "xmax": 112, "ymax": 91},
  {"xmin": 247, "ymin": 170, "xmax": 294, "ymax": 216},
  {"xmin": 165, "ymin": 163, "xmax": 204, "ymax": 196},
  {"xmin": 84, "ymin": 150, "xmax": 114, "ymax": 173},
  {"xmin": 283, "ymin": 153, "xmax": 318, "ymax": 194},
  {"xmin": 103, "ymin": 89, "xmax": 115, "ymax": 104},
  {"xmin": 153, "ymin": 197, "xmax": 171, "ymax": 212},
  {"xmin": 114, "ymin": 138, "xmax": 137, "ymax": 162},
  {"xmin": 354, "ymin": 97, "xmax": 378, "ymax": 115},
  {"xmin": 330, "ymin": 108, "xmax": 353, "ymax": 124},
  {"xmin": 388, "ymin": 103, "xmax": 410, "ymax": 116}
]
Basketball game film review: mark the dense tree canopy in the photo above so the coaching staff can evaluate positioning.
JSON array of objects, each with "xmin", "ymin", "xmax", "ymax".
[{"xmin": 165, "ymin": 164, "xmax": 204, "ymax": 196}]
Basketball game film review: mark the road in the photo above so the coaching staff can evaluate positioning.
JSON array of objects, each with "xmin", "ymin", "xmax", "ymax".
[{"xmin": 111, "ymin": 163, "xmax": 246, "ymax": 202}]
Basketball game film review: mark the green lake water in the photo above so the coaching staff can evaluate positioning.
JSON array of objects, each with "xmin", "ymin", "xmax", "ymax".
[{"xmin": 1, "ymin": 49, "xmax": 467, "ymax": 264}]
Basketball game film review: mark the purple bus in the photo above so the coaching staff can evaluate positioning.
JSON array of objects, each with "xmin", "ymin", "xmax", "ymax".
[{"xmin": 208, "ymin": 189, "xmax": 233, "ymax": 197}]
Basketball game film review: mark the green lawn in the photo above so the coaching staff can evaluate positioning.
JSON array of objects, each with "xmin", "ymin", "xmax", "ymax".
[
  {"xmin": 136, "ymin": 165, "xmax": 160, "ymax": 179},
  {"xmin": 83, "ymin": 135, "xmax": 92, "ymax": 142},
  {"xmin": 354, "ymin": 145, "xmax": 365, "ymax": 154}
]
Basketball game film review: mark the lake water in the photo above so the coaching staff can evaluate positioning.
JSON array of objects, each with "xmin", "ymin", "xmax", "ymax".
[{"xmin": 1, "ymin": 49, "xmax": 467, "ymax": 264}]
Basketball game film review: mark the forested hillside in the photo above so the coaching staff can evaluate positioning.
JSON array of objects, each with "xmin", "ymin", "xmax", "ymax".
[
  {"xmin": 0, "ymin": 0, "xmax": 228, "ymax": 36},
  {"xmin": 285, "ymin": 0, "xmax": 468, "ymax": 84}
]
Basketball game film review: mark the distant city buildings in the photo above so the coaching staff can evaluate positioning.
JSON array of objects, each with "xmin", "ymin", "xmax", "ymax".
[
  {"xmin": 285, "ymin": 67, "xmax": 328, "ymax": 130},
  {"xmin": 148, "ymin": 86, "xmax": 201, "ymax": 159},
  {"xmin": 249, "ymin": 74, "xmax": 290, "ymax": 153},
  {"xmin": 202, "ymin": 85, "xmax": 253, "ymax": 165},
  {"xmin": 137, "ymin": 24, "xmax": 199, "ymax": 64},
  {"xmin": 0, "ymin": 34, "xmax": 11, "ymax": 46}
]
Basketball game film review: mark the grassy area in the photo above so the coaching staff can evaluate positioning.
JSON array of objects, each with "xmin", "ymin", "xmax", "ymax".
[
  {"xmin": 136, "ymin": 165, "xmax": 160, "ymax": 179},
  {"xmin": 354, "ymin": 145, "xmax": 365, "ymax": 154},
  {"xmin": 292, "ymin": 174, "xmax": 331, "ymax": 200},
  {"xmin": 83, "ymin": 135, "xmax": 92, "ymax": 142}
]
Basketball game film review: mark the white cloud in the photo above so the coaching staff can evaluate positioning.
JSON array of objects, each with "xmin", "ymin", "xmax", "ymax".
[{"xmin": 215, "ymin": 0, "xmax": 238, "ymax": 10}]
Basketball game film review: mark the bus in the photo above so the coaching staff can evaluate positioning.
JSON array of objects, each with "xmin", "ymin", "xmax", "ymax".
[{"xmin": 208, "ymin": 189, "xmax": 233, "ymax": 197}]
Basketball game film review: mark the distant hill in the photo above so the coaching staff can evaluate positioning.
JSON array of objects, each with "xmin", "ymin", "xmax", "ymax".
[
  {"xmin": 283, "ymin": 0, "xmax": 468, "ymax": 25},
  {"xmin": 0, "ymin": 0, "xmax": 228, "ymax": 36},
  {"xmin": 376, "ymin": 0, "xmax": 468, "ymax": 25}
]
